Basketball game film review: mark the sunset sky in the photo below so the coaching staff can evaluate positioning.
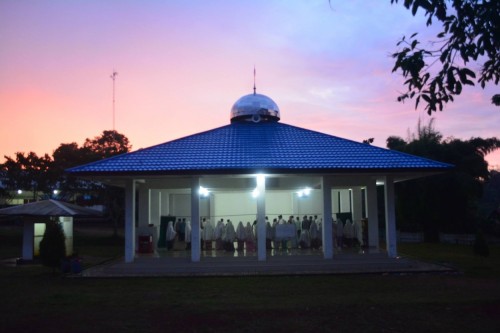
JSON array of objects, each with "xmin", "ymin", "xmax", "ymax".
[{"xmin": 1, "ymin": 1, "xmax": 499, "ymax": 169}]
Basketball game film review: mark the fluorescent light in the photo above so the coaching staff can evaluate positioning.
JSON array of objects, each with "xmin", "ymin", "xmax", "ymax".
[
  {"xmin": 199, "ymin": 186, "xmax": 210, "ymax": 197},
  {"xmin": 297, "ymin": 187, "xmax": 312, "ymax": 197}
]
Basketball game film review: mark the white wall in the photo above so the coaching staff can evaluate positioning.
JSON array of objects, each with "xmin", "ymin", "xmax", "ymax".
[
  {"xmin": 293, "ymin": 190, "xmax": 323, "ymax": 219},
  {"xmin": 160, "ymin": 188, "xmax": 353, "ymax": 228},
  {"xmin": 211, "ymin": 190, "xmax": 324, "ymax": 223}
]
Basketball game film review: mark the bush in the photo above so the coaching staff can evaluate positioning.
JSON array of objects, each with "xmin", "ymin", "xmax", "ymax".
[{"xmin": 39, "ymin": 220, "xmax": 66, "ymax": 270}]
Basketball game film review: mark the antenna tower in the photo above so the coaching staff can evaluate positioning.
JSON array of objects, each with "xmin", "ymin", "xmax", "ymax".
[
  {"xmin": 110, "ymin": 70, "xmax": 118, "ymax": 131},
  {"xmin": 253, "ymin": 66, "xmax": 256, "ymax": 94}
]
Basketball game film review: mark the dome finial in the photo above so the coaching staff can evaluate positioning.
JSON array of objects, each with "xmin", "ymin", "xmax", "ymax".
[{"xmin": 253, "ymin": 66, "xmax": 256, "ymax": 95}]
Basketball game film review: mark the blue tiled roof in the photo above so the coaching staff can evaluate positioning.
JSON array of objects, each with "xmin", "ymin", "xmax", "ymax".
[{"xmin": 67, "ymin": 121, "xmax": 453, "ymax": 175}]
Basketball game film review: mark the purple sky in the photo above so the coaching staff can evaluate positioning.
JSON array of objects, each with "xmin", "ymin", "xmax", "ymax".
[{"xmin": 1, "ymin": 1, "xmax": 499, "ymax": 168}]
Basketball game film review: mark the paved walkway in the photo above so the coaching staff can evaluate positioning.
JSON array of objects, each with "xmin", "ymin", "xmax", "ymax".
[{"xmin": 82, "ymin": 249, "xmax": 455, "ymax": 277}]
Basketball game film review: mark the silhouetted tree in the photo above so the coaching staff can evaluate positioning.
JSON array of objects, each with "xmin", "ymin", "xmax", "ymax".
[
  {"xmin": 83, "ymin": 130, "xmax": 132, "ymax": 160},
  {"xmin": 390, "ymin": 0, "xmax": 499, "ymax": 113},
  {"xmin": 387, "ymin": 118, "xmax": 500, "ymax": 240},
  {"xmin": 1, "ymin": 152, "xmax": 54, "ymax": 200}
]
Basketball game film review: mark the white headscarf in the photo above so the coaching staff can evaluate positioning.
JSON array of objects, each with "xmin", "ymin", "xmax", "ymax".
[
  {"xmin": 245, "ymin": 222, "xmax": 254, "ymax": 241},
  {"xmin": 214, "ymin": 219, "xmax": 224, "ymax": 239},
  {"xmin": 299, "ymin": 229, "xmax": 310, "ymax": 247},
  {"xmin": 202, "ymin": 221, "xmax": 215, "ymax": 241},
  {"xmin": 225, "ymin": 220, "xmax": 236, "ymax": 242},
  {"xmin": 166, "ymin": 221, "xmax": 176, "ymax": 241},
  {"xmin": 309, "ymin": 220, "xmax": 319, "ymax": 239},
  {"xmin": 236, "ymin": 221, "xmax": 246, "ymax": 240}
]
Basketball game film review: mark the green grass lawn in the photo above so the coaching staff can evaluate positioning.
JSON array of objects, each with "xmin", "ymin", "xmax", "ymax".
[{"xmin": 1, "ymin": 225, "xmax": 499, "ymax": 333}]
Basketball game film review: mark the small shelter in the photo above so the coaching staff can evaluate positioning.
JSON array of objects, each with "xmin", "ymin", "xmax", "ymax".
[
  {"xmin": 0, "ymin": 199, "xmax": 102, "ymax": 260},
  {"xmin": 67, "ymin": 91, "xmax": 453, "ymax": 265}
]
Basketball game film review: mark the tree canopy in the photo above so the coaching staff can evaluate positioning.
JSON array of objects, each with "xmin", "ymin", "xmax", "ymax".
[
  {"xmin": 83, "ymin": 130, "xmax": 132, "ymax": 160},
  {"xmin": 1, "ymin": 152, "xmax": 54, "ymax": 200},
  {"xmin": 1, "ymin": 130, "xmax": 131, "ymax": 201},
  {"xmin": 387, "ymin": 118, "xmax": 500, "ymax": 240},
  {"xmin": 391, "ymin": 0, "xmax": 499, "ymax": 113}
]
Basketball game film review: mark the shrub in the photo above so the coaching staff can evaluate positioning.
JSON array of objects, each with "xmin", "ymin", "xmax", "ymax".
[{"xmin": 39, "ymin": 220, "xmax": 66, "ymax": 271}]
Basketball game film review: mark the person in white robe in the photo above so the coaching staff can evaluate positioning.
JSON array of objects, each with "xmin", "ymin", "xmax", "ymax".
[
  {"xmin": 317, "ymin": 218, "xmax": 323, "ymax": 248},
  {"xmin": 299, "ymin": 228, "xmax": 310, "ymax": 249},
  {"xmin": 295, "ymin": 216, "xmax": 302, "ymax": 240},
  {"xmin": 309, "ymin": 219, "xmax": 320, "ymax": 249},
  {"xmin": 184, "ymin": 220, "xmax": 192, "ymax": 250},
  {"xmin": 214, "ymin": 219, "xmax": 224, "ymax": 250},
  {"xmin": 224, "ymin": 219, "xmax": 236, "ymax": 252},
  {"xmin": 166, "ymin": 221, "xmax": 176, "ymax": 250},
  {"xmin": 202, "ymin": 220, "xmax": 215, "ymax": 250},
  {"xmin": 286, "ymin": 218, "xmax": 297, "ymax": 249},
  {"xmin": 272, "ymin": 218, "xmax": 280, "ymax": 250},
  {"xmin": 236, "ymin": 221, "xmax": 246, "ymax": 251},
  {"xmin": 245, "ymin": 221, "xmax": 255, "ymax": 252},
  {"xmin": 354, "ymin": 219, "xmax": 364, "ymax": 247},
  {"xmin": 266, "ymin": 221, "xmax": 273, "ymax": 249}
]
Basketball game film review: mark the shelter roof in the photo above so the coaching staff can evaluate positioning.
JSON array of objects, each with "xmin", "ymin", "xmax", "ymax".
[{"xmin": 0, "ymin": 199, "xmax": 102, "ymax": 217}]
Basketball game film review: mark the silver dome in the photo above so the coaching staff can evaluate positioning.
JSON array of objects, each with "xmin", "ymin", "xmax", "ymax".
[{"xmin": 230, "ymin": 93, "xmax": 280, "ymax": 123}]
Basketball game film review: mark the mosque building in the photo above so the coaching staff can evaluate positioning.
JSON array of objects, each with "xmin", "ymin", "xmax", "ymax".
[{"xmin": 67, "ymin": 89, "xmax": 452, "ymax": 264}]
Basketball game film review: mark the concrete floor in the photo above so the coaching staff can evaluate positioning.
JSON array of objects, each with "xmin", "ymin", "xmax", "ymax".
[{"xmin": 82, "ymin": 244, "xmax": 455, "ymax": 277}]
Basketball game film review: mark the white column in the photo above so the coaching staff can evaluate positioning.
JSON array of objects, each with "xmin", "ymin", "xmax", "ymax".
[
  {"xmin": 322, "ymin": 177, "xmax": 333, "ymax": 259},
  {"xmin": 125, "ymin": 179, "xmax": 136, "ymax": 263},
  {"xmin": 384, "ymin": 176, "xmax": 397, "ymax": 258},
  {"xmin": 22, "ymin": 220, "xmax": 34, "ymax": 260},
  {"xmin": 138, "ymin": 185, "xmax": 150, "ymax": 227},
  {"xmin": 366, "ymin": 180, "xmax": 380, "ymax": 249},
  {"xmin": 191, "ymin": 177, "xmax": 201, "ymax": 262},
  {"xmin": 256, "ymin": 174, "xmax": 266, "ymax": 261}
]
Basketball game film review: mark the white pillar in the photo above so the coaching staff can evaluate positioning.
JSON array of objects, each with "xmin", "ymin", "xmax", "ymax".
[
  {"xmin": 384, "ymin": 176, "xmax": 397, "ymax": 258},
  {"xmin": 138, "ymin": 185, "xmax": 150, "ymax": 227},
  {"xmin": 366, "ymin": 180, "xmax": 379, "ymax": 249},
  {"xmin": 125, "ymin": 179, "xmax": 136, "ymax": 263},
  {"xmin": 191, "ymin": 177, "xmax": 201, "ymax": 262},
  {"xmin": 22, "ymin": 220, "xmax": 34, "ymax": 260},
  {"xmin": 256, "ymin": 174, "xmax": 266, "ymax": 261},
  {"xmin": 322, "ymin": 177, "xmax": 333, "ymax": 259}
]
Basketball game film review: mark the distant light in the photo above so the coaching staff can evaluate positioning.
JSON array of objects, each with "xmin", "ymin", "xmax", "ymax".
[
  {"xmin": 252, "ymin": 188, "xmax": 260, "ymax": 198},
  {"xmin": 53, "ymin": 190, "xmax": 59, "ymax": 195},
  {"xmin": 17, "ymin": 189, "xmax": 22, "ymax": 195},
  {"xmin": 199, "ymin": 186, "xmax": 210, "ymax": 197}
]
